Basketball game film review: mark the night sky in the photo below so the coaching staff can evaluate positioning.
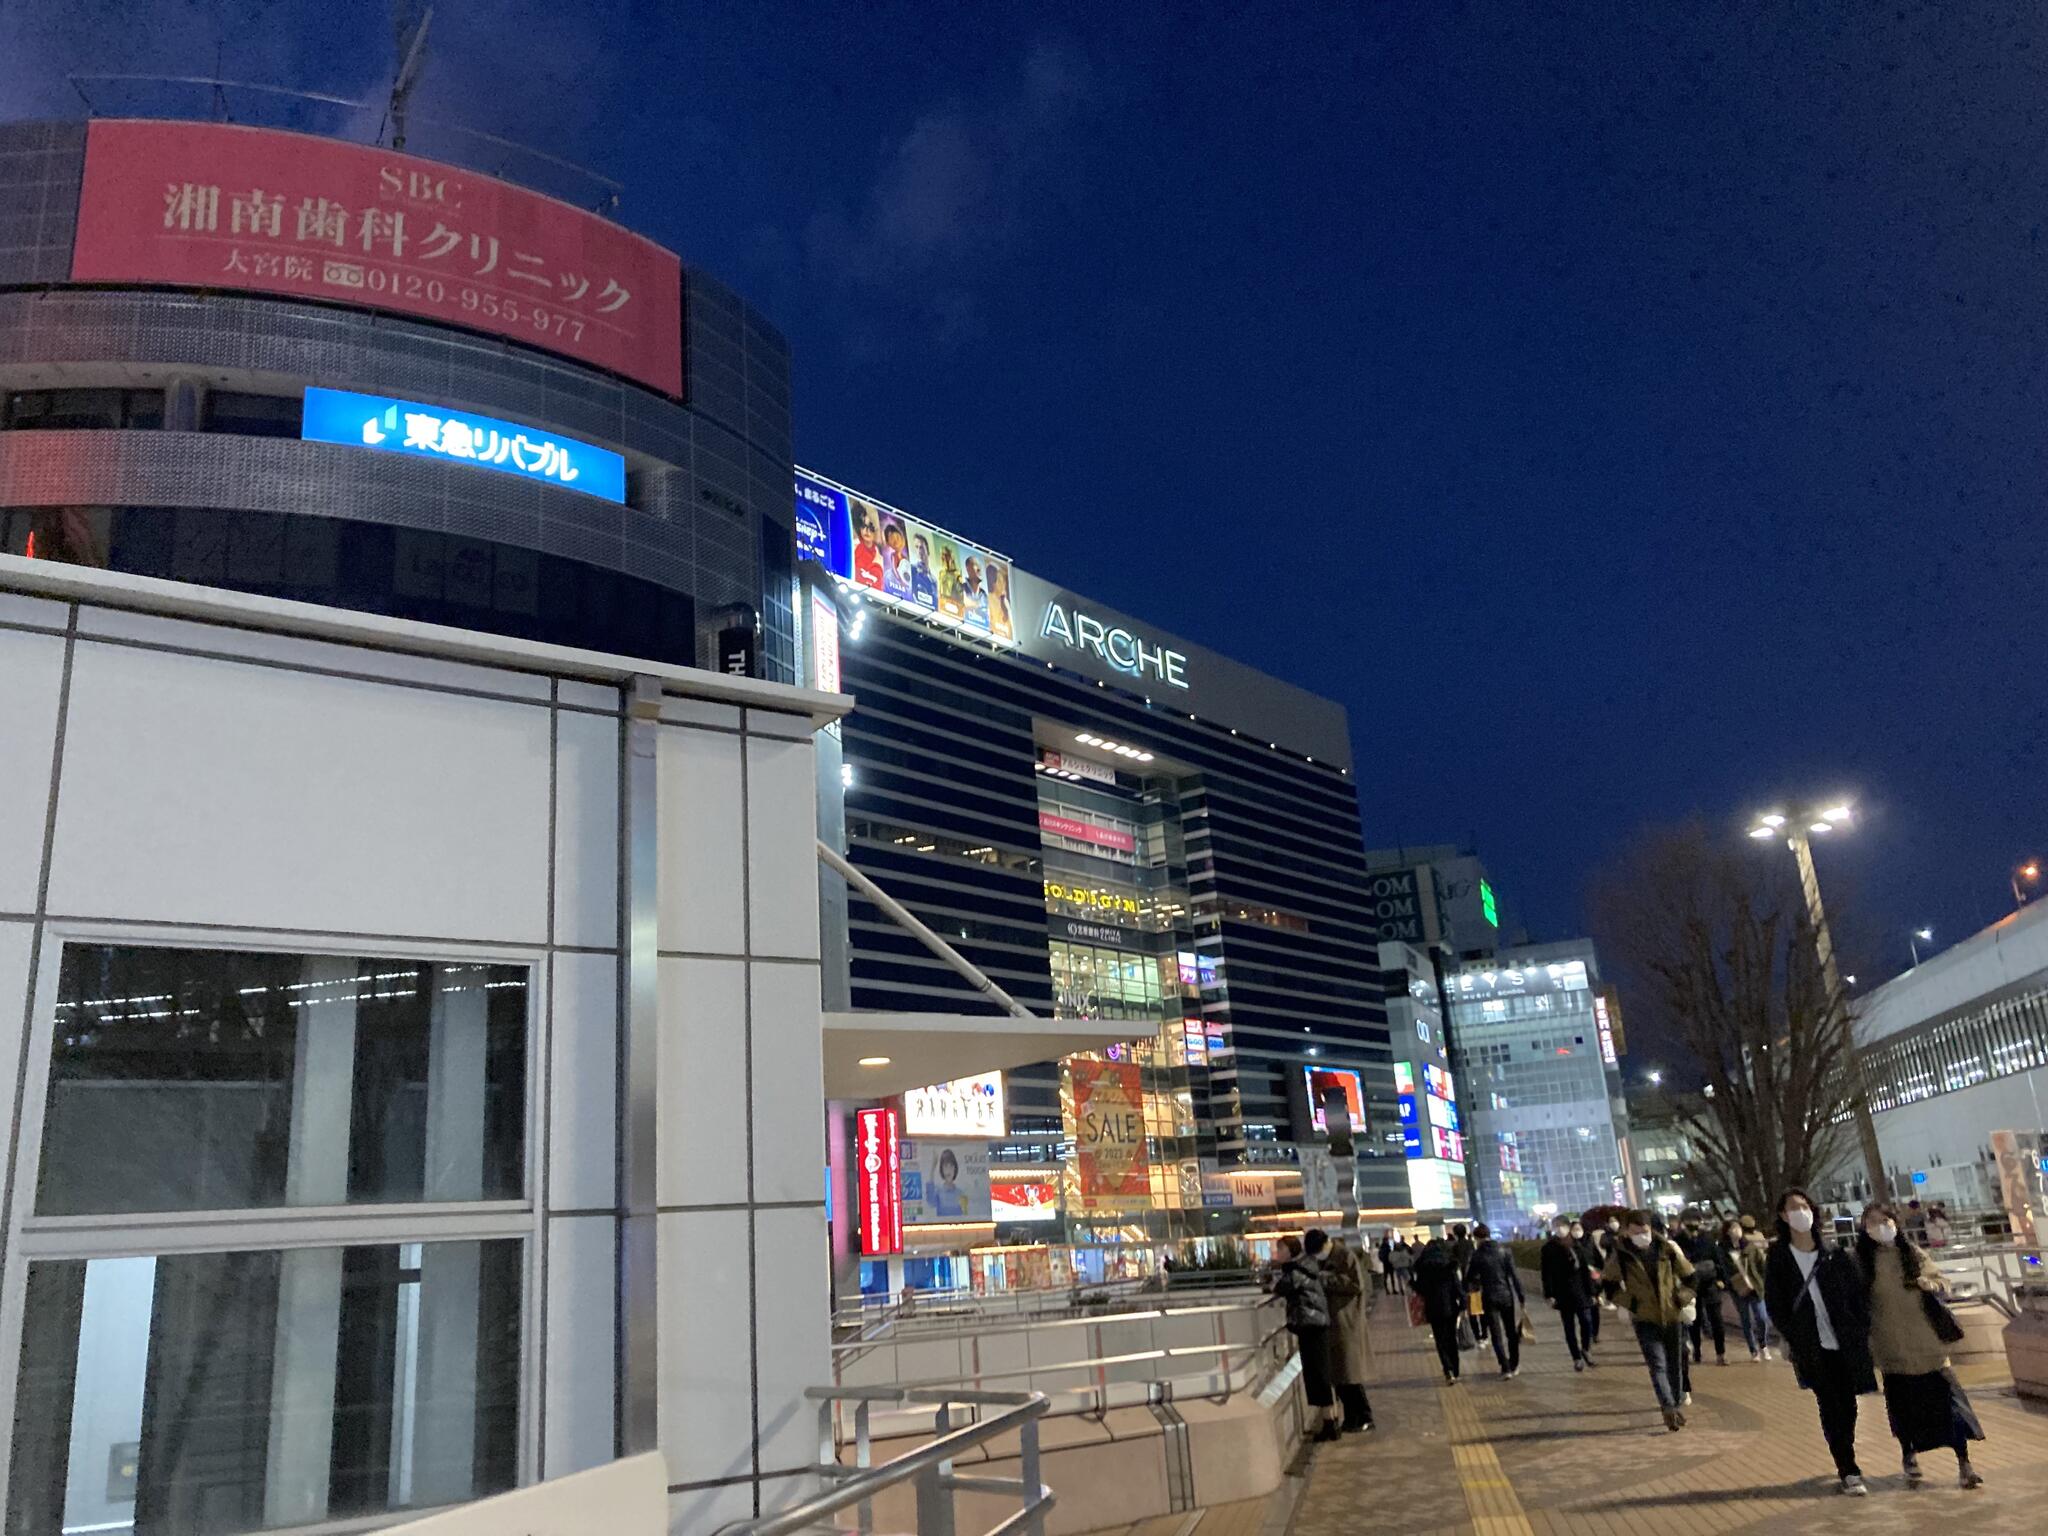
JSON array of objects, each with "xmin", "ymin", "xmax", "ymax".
[{"xmin": 11, "ymin": 2, "xmax": 2045, "ymax": 982}]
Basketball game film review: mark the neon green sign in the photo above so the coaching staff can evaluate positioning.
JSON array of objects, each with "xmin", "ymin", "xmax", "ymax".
[{"xmin": 1480, "ymin": 880, "xmax": 1498, "ymax": 927}]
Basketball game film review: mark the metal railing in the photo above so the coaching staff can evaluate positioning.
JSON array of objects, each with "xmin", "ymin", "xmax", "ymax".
[
  {"xmin": 1926, "ymin": 1242, "xmax": 2048, "ymax": 1316},
  {"xmin": 827, "ymin": 1295, "xmax": 1293, "ymax": 1442},
  {"xmin": 834, "ymin": 1271, "xmax": 1266, "ymax": 1334},
  {"xmin": 713, "ymin": 1388, "xmax": 1052, "ymax": 1536}
]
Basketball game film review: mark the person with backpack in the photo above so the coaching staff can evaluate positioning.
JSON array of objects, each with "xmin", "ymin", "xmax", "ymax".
[
  {"xmin": 1411, "ymin": 1235, "xmax": 1468, "ymax": 1384},
  {"xmin": 1764, "ymin": 1188, "xmax": 1877, "ymax": 1495},
  {"xmin": 1541, "ymin": 1217, "xmax": 1601, "ymax": 1371},
  {"xmin": 1601, "ymin": 1208, "xmax": 1697, "ymax": 1431}
]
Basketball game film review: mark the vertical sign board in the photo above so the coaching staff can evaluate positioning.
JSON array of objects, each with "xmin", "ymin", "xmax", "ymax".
[
  {"xmin": 72, "ymin": 120, "xmax": 684, "ymax": 396},
  {"xmin": 1067, "ymin": 1059, "xmax": 1149, "ymax": 1211},
  {"xmin": 856, "ymin": 1108, "xmax": 902, "ymax": 1256}
]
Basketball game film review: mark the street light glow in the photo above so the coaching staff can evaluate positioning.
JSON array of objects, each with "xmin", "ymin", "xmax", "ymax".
[
  {"xmin": 1808, "ymin": 822, "xmax": 1833, "ymax": 834},
  {"xmin": 1822, "ymin": 804, "xmax": 1853, "ymax": 823},
  {"xmin": 1759, "ymin": 813, "xmax": 1787, "ymax": 829},
  {"xmin": 1915, "ymin": 927, "xmax": 1933, "ymax": 941},
  {"xmin": 1648, "ymin": 1070, "xmax": 1663, "ymax": 1085},
  {"xmin": 1748, "ymin": 826, "xmax": 1776, "ymax": 839}
]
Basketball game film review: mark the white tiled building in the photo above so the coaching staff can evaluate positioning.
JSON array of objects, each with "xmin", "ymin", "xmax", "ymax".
[{"xmin": 0, "ymin": 557, "xmax": 846, "ymax": 1533}]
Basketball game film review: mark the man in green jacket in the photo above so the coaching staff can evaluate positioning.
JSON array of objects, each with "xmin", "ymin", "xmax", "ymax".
[{"xmin": 1602, "ymin": 1209, "xmax": 1698, "ymax": 1431}]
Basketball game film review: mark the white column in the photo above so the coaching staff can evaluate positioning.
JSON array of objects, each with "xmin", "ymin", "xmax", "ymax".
[
  {"xmin": 410, "ymin": 970, "xmax": 489, "ymax": 1506},
  {"xmin": 263, "ymin": 955, "xmax": 358, "ymax": 1527}
]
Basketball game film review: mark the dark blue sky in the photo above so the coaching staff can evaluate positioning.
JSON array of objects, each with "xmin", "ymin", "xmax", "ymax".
[{"xmin": 13, "ymin": 2, "xmax": 2045, "ymax": 976}]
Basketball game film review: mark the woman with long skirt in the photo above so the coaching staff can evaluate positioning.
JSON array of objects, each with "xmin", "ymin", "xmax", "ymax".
[{"xmin": 1856, "ymin": 1202, "xmax": 1985, "ymax": 1489}]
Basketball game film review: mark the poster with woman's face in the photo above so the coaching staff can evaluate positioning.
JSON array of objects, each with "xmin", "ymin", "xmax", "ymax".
[
  {"xmin": 984, "ymin": 559, "xmax": 1014, "ymax": 640},
  {"xmin": 899, "ymin": 1139, "xmax": 991, "ymax": 1222}
]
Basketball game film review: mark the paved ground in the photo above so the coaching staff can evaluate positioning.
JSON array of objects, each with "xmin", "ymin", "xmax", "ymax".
[{"xmin": 1283, "ymin": 1295, "xmax": 2048, "ymax": 1536}]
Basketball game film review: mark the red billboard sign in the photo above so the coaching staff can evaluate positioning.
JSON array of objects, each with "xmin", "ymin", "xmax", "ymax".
[
  {"xmin": 856, "ymin": 1108, "xmax": 902, "ymax": 1257},
  {"xmin": 71, "ymin": 120, "xmax": 683, "ymax": 397},
  {"xmin": 1037, "ymin": 811, "xmax": 1137, "ymax": 855},
  {"xmin": 1067, "ymin": 1058, "xmax": 1149, "ymax": 1209}
]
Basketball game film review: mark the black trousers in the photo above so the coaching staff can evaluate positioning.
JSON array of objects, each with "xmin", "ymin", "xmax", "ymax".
[
  {"xmin": 1808, "ymin": 1347, "xmax": 1863, "ymax": 1479},
  {"xmin": 1295, "ymin": 1324, "xmax": 1333, "ymax": 1408},
  {"xmin": 1428, "ymin": 1314, "xmax": 1463, "ymax": 1379},
  {"xmin": 1559, "ymin": 1301, "xmax": 1594, "ymax": 1362},
  {"xmin": 1336, "ymin": 1381, "xmax": 1373, "ymax": 1428},
  {"xmin": 1690, "ymin": 1293, "xmax": 1727, "ymax": 1360},
  {"xmin": 1482, "ymin": 1302, "xmax": 1522, "ymax": 1373}
]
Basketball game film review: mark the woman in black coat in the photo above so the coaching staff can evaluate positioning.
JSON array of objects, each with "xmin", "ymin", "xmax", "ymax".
[
  {"xmin": 1763, "ymin": 1188, "xmax": 1877, "ymax": 1496},
  {"xmin": 1411, "ymin": 1237, "xmax": 1468, "ymax": 1385}
]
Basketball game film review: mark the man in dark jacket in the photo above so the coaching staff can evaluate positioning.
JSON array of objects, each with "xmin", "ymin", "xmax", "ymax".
[
  {"xmin": 1411, "ymin": 1237, "xmax": 1468, "ymax": 1384},
  {"xmin": 1464, "ymin": 1223, "xmax": 1526, "ymax": 1377},
  {"xmin": 1541, "ymin": 1218, "xmax": 1600, "ymax": 1371},
  {"xmin": 1763, "ymin": 1190, "xmax": 1876, "ymax": 1494},
  {"xmin": 1678, "ymin": 1216, "xmax": 1729, "ymax": 1365}
]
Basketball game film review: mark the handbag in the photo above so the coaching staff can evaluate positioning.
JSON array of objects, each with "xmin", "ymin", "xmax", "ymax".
[
  {"xmin": 1517, "ymin": 1308, "xmax": 1536, "ymax": 1343},
  {"xmin": 1406, "ymin": 1291, "xmax": 1427, "ymax": 1329},
  {"xmin": 1921, "ymin": 1289, "xmax": 1966, "ymax": 1344},
  {"xmin": 1467, "ymin": 1290, "xmax": 1485, "ymax": 1317}
]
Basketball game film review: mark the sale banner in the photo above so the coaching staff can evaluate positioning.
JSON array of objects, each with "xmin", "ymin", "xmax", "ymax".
[{"xmin": 1065, "ymin": 1058, "xmax": 1149, "ymax": 1210}]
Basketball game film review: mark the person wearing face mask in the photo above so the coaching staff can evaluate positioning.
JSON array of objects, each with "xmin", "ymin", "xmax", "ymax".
[
  {"xmin": 1721, "ymin": 1217, "xmax": 1772, "ymax": 1362},
  {"xmin": 1541, "ymin": 1218, "xmax": 1600, "ymax": 1371},
  {"xmin": 1600, "ymin": 1209, "xmax": 1697, "ymax": 1430},
  {"xmin": 1764, "ymin": 1188, "xmax": 1876, "ymax": 1496},
  {"xmin": 1572, "ymin": 1218, "xmax": 1607, "ymax": 1347},
  {"xmin": 1857, "ymin": 1202, "xmax": 1985, "ymax": 1489},
  {"xmin": 1678, "ymin": 1216, "xmax": 1729, "ymax": 1366}
]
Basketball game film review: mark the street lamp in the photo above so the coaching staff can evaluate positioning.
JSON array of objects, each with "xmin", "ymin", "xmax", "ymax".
[
  {"xmin": 2015, "ymin": 860, "xmax": 2043, "ymax": 908},
  {"xmin": 1909, "ymin": 927, "xmax": 1933, "ymax": 966},
  {"xmin": 1747, "ymin": 798, "xmax": 1886, "ymax": 1193}
]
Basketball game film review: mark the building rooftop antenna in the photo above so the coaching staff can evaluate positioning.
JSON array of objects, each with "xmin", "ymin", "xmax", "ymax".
[{"xmin": 387, "ymin": 5, "xmax": 433, "ymax": 151}]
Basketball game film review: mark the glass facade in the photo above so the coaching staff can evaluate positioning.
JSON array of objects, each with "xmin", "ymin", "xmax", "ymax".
[
  {"xmin": 1862, "ymin": 981, "xmax": 2048, "ymax": 1111},
  {"xmin": 8, "ymin": 942, "xmax": 532, "ymax": 1536}
]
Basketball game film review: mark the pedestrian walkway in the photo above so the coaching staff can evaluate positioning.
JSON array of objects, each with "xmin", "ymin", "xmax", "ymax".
[{"xmin": 1288, "ymin": 1297, "xmax": 2048, "ymax": 1536}]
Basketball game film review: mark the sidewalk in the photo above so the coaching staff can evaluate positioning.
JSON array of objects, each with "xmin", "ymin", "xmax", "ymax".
[{"xmin": 1287, "ymin": 1294, "xmax": 2048, "ymax": 1536}]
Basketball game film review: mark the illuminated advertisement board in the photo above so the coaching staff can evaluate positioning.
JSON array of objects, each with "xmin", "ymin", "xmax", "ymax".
[
  {"xmin": 1593, "ymin": 991, "xmax": 1620, "ymax": 1066},
  {"xmin": 899, "ymin": 1139, "xmax": 991, "ymax": 1222},
  {"xmin": 793, "ymin": 469, "xmax": 1017, "ymax": 643},
  {"xmin": 809, "ymin": 589, "xmax": 842, "ymax": 696},
  {"xmin": 902, "ymin": 1072, "xmax": 1007, "ymax": 1138},
  {"xmin": 1037, "ymin": 811, "xmax": 1137, "ymax": 857},
  {"xmin": 1304, "ymin": 1066, "xmax": 1366, "ymax": 1136},
  {"xmin": 301, "ymin": 387, "xmax": 626, "ymax": 502},
  {"xmin": 990, "ymin": 1177, "xmax": 1061, "ymax": 1223},
  {"xmin": 1065, "ymin": 1059, "xmax": 1149, "ymax": 1211},
  {"xmin": 855, "ymin": 1108, "xmax": 902, "ymax": 1256},
  {"xmin": 72, "ymin": 121, "xmax": 683, "ymax": 395}
]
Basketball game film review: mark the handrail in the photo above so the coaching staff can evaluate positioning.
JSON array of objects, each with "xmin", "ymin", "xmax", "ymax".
[
  {"xmin": 713, "ymin": 1387, "xmax": 1052, "ymax": 1536},
  {"xmin": 833, "ymin": 1293, "xmax": 1277, "ymax": 1355}
]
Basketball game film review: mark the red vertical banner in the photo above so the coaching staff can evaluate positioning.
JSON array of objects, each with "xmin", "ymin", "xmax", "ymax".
[
  {"xmin": 856, "ymin": 1107, "xmax": 902, "ymax": 1256},
  {"xmin": 1066, "ymin": 1058, "xmax": 1149, "ymax": 1211}
]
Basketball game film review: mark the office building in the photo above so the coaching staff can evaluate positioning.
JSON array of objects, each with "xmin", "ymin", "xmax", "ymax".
[
  {"xmin": 796, "ymin": 468, "xmax": 1400, "ymax": 1284},
  {"xmin": 1443, "ymin": 939, "xmax": 1633, "ymax": 1231}
]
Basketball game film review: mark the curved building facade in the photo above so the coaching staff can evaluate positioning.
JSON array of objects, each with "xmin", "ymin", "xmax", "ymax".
[{"xmin": 0, "ymin": 119, "xmax": 796, "ymax": 680}]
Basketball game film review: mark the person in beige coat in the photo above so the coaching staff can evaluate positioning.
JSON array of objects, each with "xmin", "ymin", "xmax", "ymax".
[
  {"xmin": 1856, "ymin": 1202, "xmax": 1985, "ymax": 1489},
  {"xmin": 1308, "ymin": 1230, "xmax": 1374, "ymax": 1432}
]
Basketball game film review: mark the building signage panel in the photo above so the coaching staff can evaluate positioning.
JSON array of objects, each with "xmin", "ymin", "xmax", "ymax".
[
  {"xmin": 900, "ymin": 1139, "xmax": 991, "ymax": 1222},
  {"xmin": 793, "ymin": 470, "xmax": 1018, "ymax": 644},
  {"xmin": 1199, "ymin": 1172, "xmax": 1277, "ymax": 1209},
  {"xmin": 856, "ymin": 1107, "xmax": 902, "ymax": 1256},
  {"xmin": 1067, "ymin": 1059, "xmax": 1149, "ymax": 1209},
  {"xmin": 902, "ymin": 1072, "xmax": 1006, "ymax": 1138},
  {"xmin": 1049, "ymin": 915, "xmax": 1134, "ymax": 947},
  {"xmin": 990, "ymin": 1176, "xmax": 1061, "ymax": 1223},
  {"xmin": 1036, "ymin": 602, "xmax": 1189, "ymax": 690},
  {"xmin": 809, "ymin": 589, "xmax": 842, "ymax": 696},
  {"xmin": 1592, "ymin": 992, "xmax": 1619, "ymax": 1067},
  {"xmin": 301, "ymin": 387, "xmax": 626, "ymax": 502},
  {"xmin": 1040, "ymin": 751, "xmax": 1116, "ymax": 786},
  {"xmin": 1363, "ymin": 870, "xmax": 1432, "ymax": 944},
  {"xmin": 73, "ymin": 120, "xmax": 683, "ymax": 395},
  {"xmin": 1043, "ymin": 880, "xmax": 1144, "ymax": 923},
  {"xmin": 1037, "ymin": 811, "xmax": 1137, "ymax": 856}
]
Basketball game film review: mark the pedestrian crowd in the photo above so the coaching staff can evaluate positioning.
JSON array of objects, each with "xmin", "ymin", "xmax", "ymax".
[{"xmin": 1268, "ymin": 1190, "xmax": 1987, "ymax": 1496}]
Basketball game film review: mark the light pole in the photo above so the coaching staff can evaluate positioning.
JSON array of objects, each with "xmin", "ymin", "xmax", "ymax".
[
  {"xmin": 1909, "ymin": 927, "xmax": 1932, "ymax": 966},
  {"xmin": 2015, "ymin": 860, "xmax": 2043, "ymax": 908},
  {"xmin": 1747, "ymin": 801, "xmax": 1887, "ymax": 1194}
]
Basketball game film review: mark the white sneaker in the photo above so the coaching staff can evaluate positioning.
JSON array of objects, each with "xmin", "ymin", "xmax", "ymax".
[
  {"xmin": 1683, "ymin": 1391, "xmax": 1693, "ymax": 1406},
  {"xmin": 1840, "ymin": 1476, "xmax": 1868, "ymax": 1497}
]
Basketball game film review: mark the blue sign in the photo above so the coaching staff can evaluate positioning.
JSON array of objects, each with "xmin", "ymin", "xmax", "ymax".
[
  {"xmin": 794, "ymin": 471, "xmax": 853, "ymax": 578},
  {"xmin": 1911, "ymin": 1170, "xmax": 1927, "ymax": 1185},
  {"xmin": 302, "ymin": 387, "xmax": 626, "ymax": 504}
]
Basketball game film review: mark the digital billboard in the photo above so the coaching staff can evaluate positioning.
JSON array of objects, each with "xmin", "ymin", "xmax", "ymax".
[
  {"xmin": 1065, "ymin": 1058, "xmax": 1149, "ymax": 1210},
  {"xmin": 902, "ymin": 1072, "xmax": 1006, "ymax": 1138},
  {"xmin": 301, "ymin": 387, "xmax": 626, "ymax": 502},
  {"xmin": 1303, "ymin": 1066, "xmax": 1366, "ymax": 1136},
  {"xmin": 990, "ymin": 1177, "xmax": 1061, "ymax": 1223},
  {"xmin": 793, "ymin": 469, "xmax": 1017, "ymax": 644},
  {"xmin": 72, "ymin": 121, "xmax": 683, "ymax": 396},
  {"xmin": 899, "ymin": 1139, "xmax": 991, "ymax": 1222}
]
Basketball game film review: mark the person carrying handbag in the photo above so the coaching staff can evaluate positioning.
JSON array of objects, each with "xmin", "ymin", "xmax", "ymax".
[
  {"xmin": 1856, "ymin": 1202, "xmax": 1985, "ymax": 1489},
  {"xmin": 1764, "ymin": 1189, "xmax": 1878, "ymax": 1496},
  {"xmin": 1463, "ymin": 1224, "xmax": 1526, "ymax": 1378}
]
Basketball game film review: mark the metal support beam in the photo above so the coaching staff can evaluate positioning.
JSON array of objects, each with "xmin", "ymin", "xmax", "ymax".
[
  {"xmin": 617, "ymin": 675, "xmax": 662, "ymax": 1455},
  {"xmin": 818, "ymin": 841, "xmax": 1036, "ymax": 1021}
]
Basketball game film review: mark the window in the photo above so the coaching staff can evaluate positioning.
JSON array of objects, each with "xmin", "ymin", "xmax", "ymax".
[
  {"xmin": 40, "ymin": 946, "xmax": 527, "ymax": 1216},
  {"xmin": 205, "ymin": 391, "xmax": 303, "ymax": 438},
  {"xmin": 8, "ymin": 1240, "xmax": 521, "ymax": 1535},
  {"xmin": 2, "ymin": 388, "xmax": 164, "ymax": 430}
]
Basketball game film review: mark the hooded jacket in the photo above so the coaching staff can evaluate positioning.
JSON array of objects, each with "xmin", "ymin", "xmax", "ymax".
[
  {"xmin": 1411, "ymin": 1239, "xmax": 1466, "ymax": 1325},
  {"xmin": 1272, "ymin": 1253, "xmax": 1330, "ymax": 1332}
]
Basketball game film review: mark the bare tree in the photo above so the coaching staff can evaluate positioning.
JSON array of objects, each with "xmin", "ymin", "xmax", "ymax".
[{"xmin": 1590, "ymin": 819, "xmax": 1854, "ymax": 1220}]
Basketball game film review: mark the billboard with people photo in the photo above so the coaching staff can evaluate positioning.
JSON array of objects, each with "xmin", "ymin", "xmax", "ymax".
[{"xmin": 794, "ymin": 469, "xmax": 1015, "ymax": 642}]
